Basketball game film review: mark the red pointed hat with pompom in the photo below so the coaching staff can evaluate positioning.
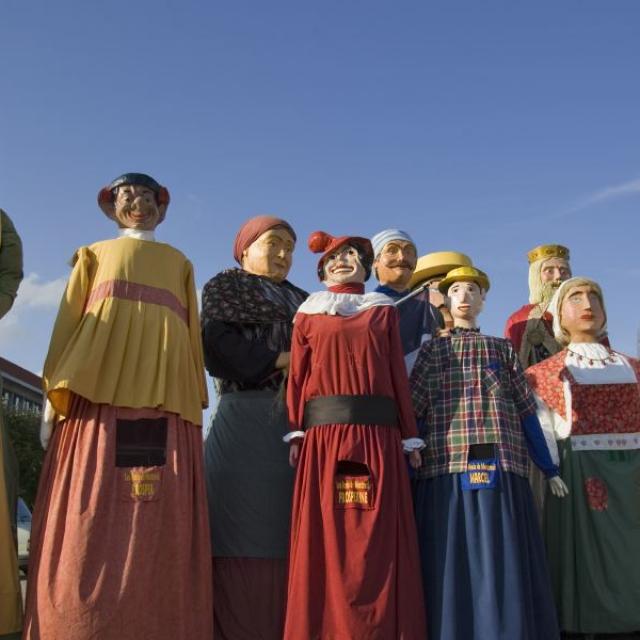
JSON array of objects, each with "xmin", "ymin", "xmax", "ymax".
[{"xmin": 308, "ymin": 231, "xmax": 374, "ymax": 281}]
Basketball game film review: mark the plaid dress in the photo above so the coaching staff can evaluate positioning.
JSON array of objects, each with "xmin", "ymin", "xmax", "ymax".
[
  {"xmin": 410, "ymin": 330, "xmax": 538, "ymax": 479},
  {"xmin": 411, "ymin": 329, "xmax": 560, "ymax": 639}
]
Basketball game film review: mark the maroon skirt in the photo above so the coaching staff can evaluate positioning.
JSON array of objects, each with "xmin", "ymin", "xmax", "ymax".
[
  {"xmin": 213, "ymin": 557, "xmax": 286, "ymax": 639},
  {"xmin": 23, "ymin": 396, "xmax": 212, "ymax": 640}
]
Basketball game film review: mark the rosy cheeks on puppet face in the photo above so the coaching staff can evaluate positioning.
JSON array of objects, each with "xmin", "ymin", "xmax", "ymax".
[
  {"xmin": 446, "ymin": 281, "xmax": 484, "ymax": 326},
  {"xmin": 114, "ymin": 185, "xmax": 161, "ymax": 231},
  {"xmin": 560, "ymin": 285, "xmax": 605, "ymax": 341},
  {"xmin": 241, "ymin": 227, "xmax": 295, "ymax": 282},
  {"xmin": 374, "ymin": 240, "xmax": 417, "ymax": 289},
  {"xmin": 323, "ymin": 246, "xmax": 366, "ymax": 286}
]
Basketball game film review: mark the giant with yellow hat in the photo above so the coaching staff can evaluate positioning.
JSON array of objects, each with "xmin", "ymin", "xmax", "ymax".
[
  {"xmin": 438, "ymin": 266, "xmax": 490, "ymax": 294},
  {"xmin": 409, "ymin": 251, "xmax": 472, "ymax": 290}
]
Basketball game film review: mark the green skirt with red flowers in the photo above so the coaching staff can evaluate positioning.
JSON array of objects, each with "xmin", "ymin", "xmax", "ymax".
[{"xmin": 544, "ymin": 438, "xmax": 640, "ymax": 634}]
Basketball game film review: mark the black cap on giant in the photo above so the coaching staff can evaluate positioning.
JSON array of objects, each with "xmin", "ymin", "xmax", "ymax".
[{"xmin": 107, "ymin": 173, "xmax": 163, "ymax": 194}]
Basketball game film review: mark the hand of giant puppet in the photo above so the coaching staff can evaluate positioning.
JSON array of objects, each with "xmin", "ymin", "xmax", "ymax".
[
  {"xmin": 40, "ymin": 397, "xmax": 56, "ymax": 449},
  {"xmin": 289, "ymin": 442, "xmax": 301, "ymax": 468},
  {"xmin": 275, "ymin": 351, "xmax": 291, "ymax": 371},
  {"xmin": 408, "ymin": 450, "xmax": 422, "ymax": 468},
  {"xmin": 548, "ymin": 476, "xmax": 569, "ymax": 497}
]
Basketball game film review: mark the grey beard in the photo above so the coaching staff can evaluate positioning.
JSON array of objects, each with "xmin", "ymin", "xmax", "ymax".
[{"xmin": 539, "ymin": 281, "xmax": 560, "ymax": 305}]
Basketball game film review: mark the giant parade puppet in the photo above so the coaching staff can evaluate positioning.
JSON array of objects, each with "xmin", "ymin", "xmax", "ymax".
[
  {"xmin": 526, "ymin": 277, "xmax": 640, "ymax": 636},
  {"xmin": 201, "ymin": 215, "xmax": 307, "ymax": 639},
  {"xmin": 504, "ymin": 243, "xmax": 572, "ymax": 369},
  {"xmin": 370, "ymin": 229, "xmax": 443, "ymax": 372},
  {"xmin": 23, "ymin": 174, "xmax": 212, "ymax": 640},
  {"xmin": 410, "ymin": 265, "xmax": 565, "ymax": 640},
  {"xmin": 408, "ymin": 250, "xmax": 473, "ymax": 332},
  {"xmin": 283, "ymin": 231, "xmax": 427, "ymax": 640}
]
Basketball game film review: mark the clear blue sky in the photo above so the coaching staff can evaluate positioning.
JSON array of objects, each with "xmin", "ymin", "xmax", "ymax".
[{"xmin": 1, "ymin": 0, "xmax": 639, "ymax": 388}]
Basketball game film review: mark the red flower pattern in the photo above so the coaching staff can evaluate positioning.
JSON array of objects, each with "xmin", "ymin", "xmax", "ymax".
[
  {"xmin": 584, "ymin": 477, "xmax": 608, "ymax": 511},
  {"xmin": 526, "ymin": 351, "xmax": 640, "ymax": 435},
  {"xmin": 571, "ymin": 383, "xmax": 640, "ymax": 435},
  {"xmin": 526, "ymin": 352, "xmax": 570, "ymax": 418}
]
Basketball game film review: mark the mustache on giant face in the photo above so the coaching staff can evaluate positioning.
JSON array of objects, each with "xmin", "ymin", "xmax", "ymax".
[{"xmin": 386, "ymin": 261, "xmax": 413, "ymax": 269}]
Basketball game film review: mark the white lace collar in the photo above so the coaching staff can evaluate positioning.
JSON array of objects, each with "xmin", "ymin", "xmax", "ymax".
[
  {"xmin": 296, "ymin": 290, "xmax": 394, "ymax": 317},
  {"xmin": 118, "ymin": 228, "xmax": 156, "ymax": 242},
  {"xmin": 565, "ymin": 342, "xmax": 636, "ymax": 384}
]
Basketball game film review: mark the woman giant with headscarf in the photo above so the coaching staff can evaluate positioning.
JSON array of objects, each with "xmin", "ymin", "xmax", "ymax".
[
  {"xmin": 526, "ymin": 277, "xmax": 640, "ymax": 636},
  {"xmin": 201, "ymin": 215, "xmax": 307, "ymax": 640}
]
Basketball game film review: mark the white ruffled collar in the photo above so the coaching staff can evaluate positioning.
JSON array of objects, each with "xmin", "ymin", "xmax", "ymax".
[
  {"xmin": 567, "ymin": 342, "xmax": 612, "ymax": 362},
  {"xmin": 565, "ymin": 342, "xmax": 636, "ymax": 384},
  {"xmin": 296, "ymin": 290, "xmax": 394, "ymax": 317},
  {"xmin": 118, "ymin": 228, "xmax": 156, "ymax": 242}
]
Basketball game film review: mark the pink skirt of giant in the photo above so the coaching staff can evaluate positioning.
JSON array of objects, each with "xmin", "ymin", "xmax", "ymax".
[{"xmin": 23, "ymin": 396, "xmax": 213, "ymax": 640}]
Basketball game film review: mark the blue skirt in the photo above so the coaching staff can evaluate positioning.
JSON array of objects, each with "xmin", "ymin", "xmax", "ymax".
[{"xmin": 414, "ymin": 471, "xmax": 559, "ymax": 640}]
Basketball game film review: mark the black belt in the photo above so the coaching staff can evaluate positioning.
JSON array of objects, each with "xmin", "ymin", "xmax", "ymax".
[{"xmin": 303, "ymin": 395, "xmax": 398, "ymax": 429}]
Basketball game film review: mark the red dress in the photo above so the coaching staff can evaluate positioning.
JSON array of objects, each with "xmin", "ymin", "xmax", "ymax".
[{"xmin": 284, "ymin": 302, "xmax": 426, "ymax": 640}]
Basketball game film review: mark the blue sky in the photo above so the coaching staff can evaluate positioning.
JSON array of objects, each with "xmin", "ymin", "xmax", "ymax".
[{"xmin": 1, "ymin": 0, "xmax": 639, "ymax": 392}]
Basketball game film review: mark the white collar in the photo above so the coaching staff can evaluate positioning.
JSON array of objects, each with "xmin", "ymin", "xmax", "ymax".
[
  {"xmin": 118, "ymin": 228, "xmax": 156, "ymax": 242},
  {"xmin": 564, "ymin": 342, "xmax": 636, "ymax": 385},
  {"xmin": 296, "ymin": 290, "xmax": 394, "ymax": 317}
]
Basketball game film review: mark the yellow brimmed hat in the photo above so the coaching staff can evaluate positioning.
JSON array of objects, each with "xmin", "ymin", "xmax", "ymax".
[
  {"xmin": 438, "ymin": 266, "xmax": 490, "ymax": 294},
  {"xmin": 527, "ymin": 244, "xmax": 570, "ymax": 265},
  {"xmin": 408, "ymin": 251, "xmax": 473, "ymax": 289}
]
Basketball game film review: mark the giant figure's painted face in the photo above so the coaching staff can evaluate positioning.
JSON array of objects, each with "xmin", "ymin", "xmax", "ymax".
[
  {"xmin": 114, "ymin": 185, "xmax": 162, "ymax": 231},
  {"xmin": 540, "ymin": 257, "xmax": 571, "ymax": 287},
  {"xmin": 374, "ymin": 240, "xmax": 417, "ymax": 289},
  {"xmin": 559, "ymin": 284, "xmax": 605, "ymax": 340},
  {"xmin": 323, "ymin": 244, "xmax": 366, "ymax": 286},
  {"xmin": 242, "ymin": 227, "xmax": 295, "ymax": 282},
  {"xmin": 446, "ymin": 281, "xmax": 484, "ymax": 324}
]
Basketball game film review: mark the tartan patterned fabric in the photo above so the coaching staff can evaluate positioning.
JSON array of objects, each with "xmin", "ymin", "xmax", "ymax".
[{"xmin": 410, "ymin": 331, "xmax": 537, "ymax": 478}]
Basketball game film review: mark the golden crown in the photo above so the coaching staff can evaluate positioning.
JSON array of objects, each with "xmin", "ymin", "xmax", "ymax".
[{"xmin": 527, "ymin": 244, "xmax": 570, "ymax": 265}]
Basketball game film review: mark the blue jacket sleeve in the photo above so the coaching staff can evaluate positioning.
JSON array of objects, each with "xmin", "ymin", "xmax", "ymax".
[{"xmin": 521, "ymin": 412, "xmax": 559, "ymax": 478}]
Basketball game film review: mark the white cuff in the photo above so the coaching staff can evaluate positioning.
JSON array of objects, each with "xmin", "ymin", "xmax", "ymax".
[
  {"xmin": 402, "ymin": 437, "xmax": 426, "ymax": 452},
  {"xmin": 40, "ymin": 398, "xmax": 56, "ymax": 450},
  {"xmin": 283, "ymin": 430, "xmax": 305, "ymax": 443}
]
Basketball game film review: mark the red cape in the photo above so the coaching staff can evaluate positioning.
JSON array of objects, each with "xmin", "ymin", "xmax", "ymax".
[{"xmin": 504, "ymin": 303, "xmax": 553, "ymax": 354}]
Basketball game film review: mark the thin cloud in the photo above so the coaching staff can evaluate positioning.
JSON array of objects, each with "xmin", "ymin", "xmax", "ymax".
[
  {"xmin": 14, "ymin": 273, "xmax": 66, "ymax": 309},
  {"xmin": 556, "ymin": 176, "xmax": 640, "ymax": 219},
  {"xmin": 0, "ymin": 313, "xmax": 22, "ymax": 348},
  {"xmin": 0, "ymin": 274, "xmax": 64, "ymax": 353}
]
